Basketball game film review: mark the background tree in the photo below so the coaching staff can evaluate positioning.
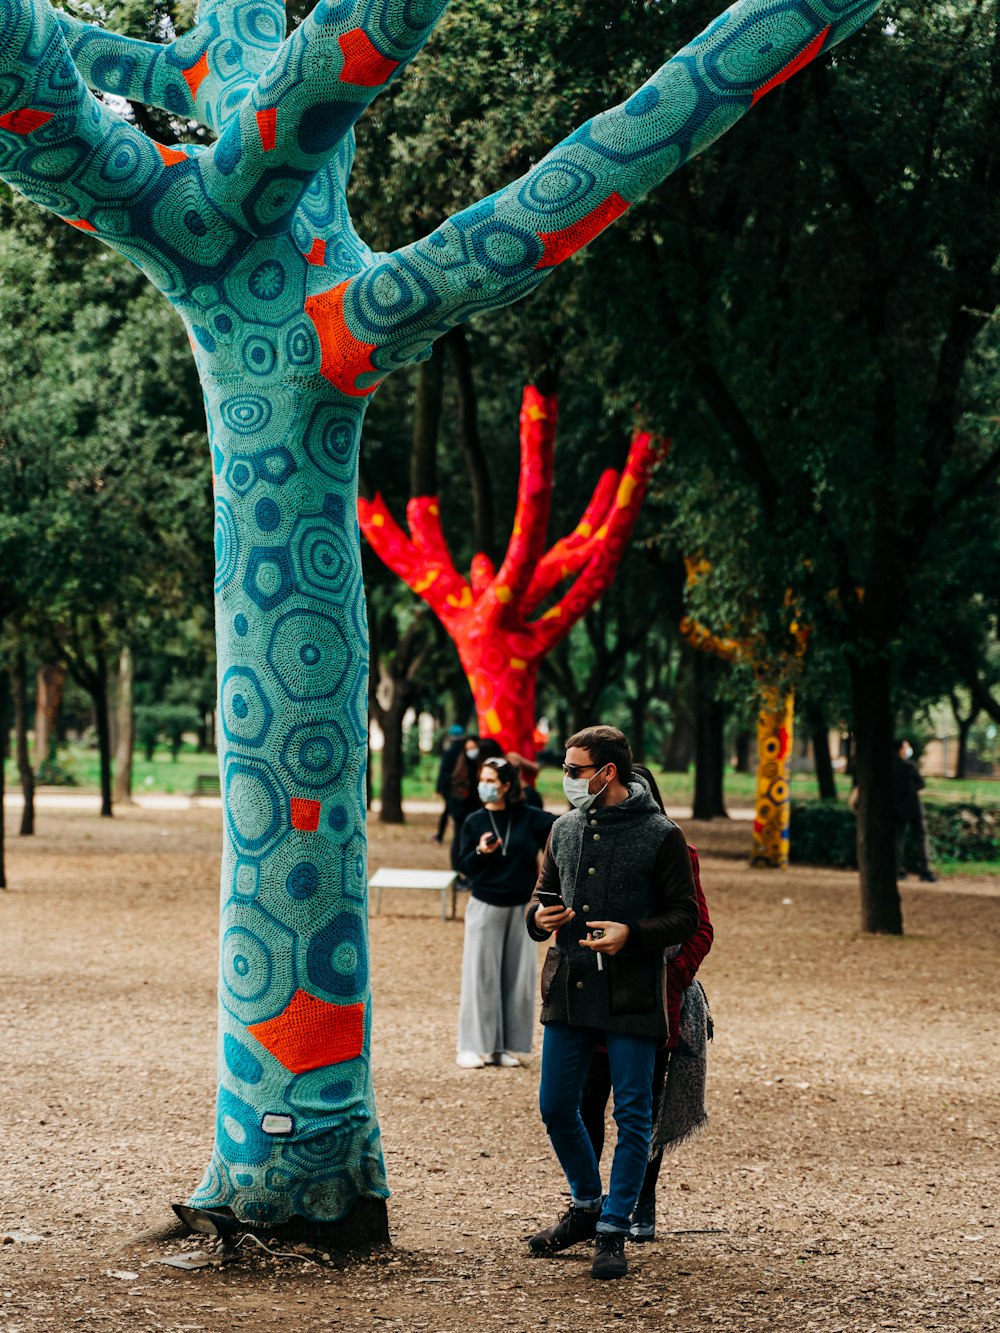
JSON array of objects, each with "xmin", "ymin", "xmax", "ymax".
[
  {"xmin": 576, "ymin": 1, "xmax": 1000, "ymax": 932},
  {"xmin": 360, "ymin": 383, "xmax": 658, "ymax": 760}
]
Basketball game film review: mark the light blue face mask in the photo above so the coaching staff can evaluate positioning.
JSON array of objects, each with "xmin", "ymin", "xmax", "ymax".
[
  {"xmin": 478, "ymin": 781, "xmax": 501, "ymax": 804},
  {"xmin": 562, "ymin": 772, "xmax": 608, "ymax": 811}
]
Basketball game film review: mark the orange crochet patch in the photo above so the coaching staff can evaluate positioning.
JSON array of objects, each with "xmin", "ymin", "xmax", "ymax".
[
  {"xmin": 290, "ymin": 797, "xmax": 321, "ymax": 831},
  {"xmin": 248, "ymin": 990, "xmax": 365, "ymax": 1073},
  {"xmin": 338, "ymin": 28, "xmax": 400, "ymax": 87},
  {"xmin": 751, "ymin": 26, "xmax": 830, "ymax": 104},
  {"xmin": 256, "ymin": 107, "xmax": 278, "ymax": 152},
  {"xmin": 0, "ymin": 109, "xmax": 53, "ymax": 135},
  {"xmin": 182, "ymin": 51, "xmax": 210, "ymax": 100},
  {"xmin": 305, "ymin": 280, "xmax": 381, "ymax": 397},
  {"xmin": 535, "ymin": 193, "xmax": 630, "ymax": 269}
]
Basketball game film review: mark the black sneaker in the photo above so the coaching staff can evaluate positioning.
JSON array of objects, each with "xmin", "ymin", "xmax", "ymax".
[
  {"xmin": 528, "ymin": 1203, "xmax": 601, "ymax": 1255},
  {"xmin": 629, "ymin": 1194, "xmax": 656, "ymax": 1242},
  {"xmin": 591, "ymin": 1231, "xmax": 628, "ymax": 1279},
  {"xmin": 920, "ymin": 872, "xmax": 938, "ymax": 883}
]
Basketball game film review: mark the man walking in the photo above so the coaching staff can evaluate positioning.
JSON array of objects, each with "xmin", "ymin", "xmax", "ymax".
[{"xmin": 525, "ymin": 725, "xmax": 698, "ymax": 1279}]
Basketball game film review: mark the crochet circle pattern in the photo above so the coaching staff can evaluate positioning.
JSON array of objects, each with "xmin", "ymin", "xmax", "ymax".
[{"xmin": 0, "ymin": 0, "xmax": 882, "ymax": 1224}]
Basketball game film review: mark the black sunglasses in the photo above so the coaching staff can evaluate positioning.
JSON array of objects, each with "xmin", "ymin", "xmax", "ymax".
[{"xmin": 562, "ymin": 762, "xmax": 601, "ymax": 779}]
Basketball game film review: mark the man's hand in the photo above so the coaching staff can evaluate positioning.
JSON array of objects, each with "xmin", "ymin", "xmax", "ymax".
[
  {"xmin": 534, "ymin": 903, "xmax": 575, "ymax": 934},
  {"xmin": 579, "ymin": 920, "xmax": 629, "ymax": 955}
]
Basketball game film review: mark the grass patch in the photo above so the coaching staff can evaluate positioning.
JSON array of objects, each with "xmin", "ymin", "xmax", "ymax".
[{"xmin": 933, "ymin": 859, "xmax": 1000, "ymax": 879}]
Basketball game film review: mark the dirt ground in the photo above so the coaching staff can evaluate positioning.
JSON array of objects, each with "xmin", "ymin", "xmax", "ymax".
[{"xmin": 1, "ymin": 803, "xmax": 998, "ymax": 1333}]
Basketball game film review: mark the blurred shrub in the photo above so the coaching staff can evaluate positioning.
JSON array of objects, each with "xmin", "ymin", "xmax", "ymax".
[{"xmin": 789, "ymin": 800, "xmax": 1000, "ymax": 867}]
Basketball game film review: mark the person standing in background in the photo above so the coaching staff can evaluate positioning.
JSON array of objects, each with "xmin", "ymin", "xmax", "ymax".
[
  {"xmin": 433, "ymin": 724, "xmax": 466, "ymax": 844},
  {"xmin": 455, "ymin": 757, "xmax": 556, "ymax": 1069},
  {"xmin": 893, "ymin": 739, "xmax": 937, "ymax": 883}
]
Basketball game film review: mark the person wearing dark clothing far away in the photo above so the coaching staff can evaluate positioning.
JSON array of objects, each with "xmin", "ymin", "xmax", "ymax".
[
  {"xmin": 524, "ymin": 726, "xmax": 698, "ymax": 1281},
  {"xmin": 433, "ymin": 725, "xmax": 466, "ymax": 843},
  {"xmin": 893, "ymin": 739, "xmax": 937, "ymax": 883},
  {"xmin": 445, "ymin": 736, "xmax": 502, "ymax": 871}
]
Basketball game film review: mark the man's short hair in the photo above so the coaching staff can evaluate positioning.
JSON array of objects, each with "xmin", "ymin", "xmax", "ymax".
[{"xmin": 565, "ymin": 725, "xmax": 633, "ymax": 784}]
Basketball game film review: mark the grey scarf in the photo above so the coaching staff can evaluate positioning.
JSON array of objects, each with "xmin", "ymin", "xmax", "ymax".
[{"xmin": 651, "ymin": 979, "xmax": 712, "ymax": 1154}]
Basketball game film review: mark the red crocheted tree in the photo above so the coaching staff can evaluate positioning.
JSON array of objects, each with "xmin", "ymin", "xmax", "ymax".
[{"xmin": 359, "ymin": 384, "xmax": 658, "ymax": 761}]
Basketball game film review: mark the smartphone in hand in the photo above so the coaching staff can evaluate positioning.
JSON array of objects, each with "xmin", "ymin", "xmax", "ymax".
[{"xmin": 536, "ymin": 890, "xmax": 566, "ymax": 910}]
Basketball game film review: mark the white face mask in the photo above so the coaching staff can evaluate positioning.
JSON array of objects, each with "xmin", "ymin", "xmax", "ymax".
[
  {"xmin": 902, "ymin": 745, "xmax": 913, "ymax": 760},
  {"xmin": 562, "ymin": 771, "xmax": 609, "ymax": 812},
  {"xmin": 466, "ymin": 746, "xmax": 479, "ymax": 761},
  {"xmin": 478, "ymin": 781, "xmax": 501, "ymax": 804}
]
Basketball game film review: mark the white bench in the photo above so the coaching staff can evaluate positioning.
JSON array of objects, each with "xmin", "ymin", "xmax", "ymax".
[{"xmin": 369, "ymin": 868, "xmax": 459, "ymax": 921}]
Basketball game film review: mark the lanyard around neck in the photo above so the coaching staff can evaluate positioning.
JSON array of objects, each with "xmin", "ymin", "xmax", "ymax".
[{"xmin": 486, "ymin": 807, "xmax": 511, "ymax": 857}]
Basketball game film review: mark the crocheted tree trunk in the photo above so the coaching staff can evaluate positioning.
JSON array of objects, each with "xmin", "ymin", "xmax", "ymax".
[
  {"xmin": 360, "ymin": 385, "xmax": 657, "ymax": 760},
  {"xmin": 679, "ymin": 614, "xmax": 799, "ymax": 869},
  {"xmin": 0, "ymin": 0, "xmax": 881, "ymax": 1230}
]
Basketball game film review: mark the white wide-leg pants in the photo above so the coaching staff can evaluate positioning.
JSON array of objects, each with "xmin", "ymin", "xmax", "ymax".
[{"xmin": 457, "ymin": 896, "xmax": 537, "ymax": 1057}]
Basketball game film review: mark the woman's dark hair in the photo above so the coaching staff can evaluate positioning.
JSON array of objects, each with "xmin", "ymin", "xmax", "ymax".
[
  {"xmin": 565, "ymin": 725, "xmax": 633, "ymax": 784},
  {"xmin": 480, "ymin": 756, "xmax": 523, "ymax": 804},
  {"xmin": 632, "ymin": 764, "xmax": 666, "ymax": 814}
]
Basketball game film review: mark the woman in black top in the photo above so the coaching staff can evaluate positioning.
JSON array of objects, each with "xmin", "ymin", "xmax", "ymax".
[{"xmin": 455, "ymin": 757, "xmax": 556, "ymax": 1069}]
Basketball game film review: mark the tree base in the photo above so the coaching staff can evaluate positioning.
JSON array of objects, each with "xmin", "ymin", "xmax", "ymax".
[
  {"xmin": 174, "ymin": 1198, "xmax": 390, "ymax": 1251},
  {"xmin": 261, "ymin": 1198, "xmax": 390, "ymax": 1249}
]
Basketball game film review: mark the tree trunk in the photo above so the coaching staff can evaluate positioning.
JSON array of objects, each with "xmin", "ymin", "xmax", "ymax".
[
  {"xmin": 113, "ymin": 645, "xmax": 135, "ymax": 806},
  {"xmin": 410, "ymin": 344, "xmax": 444, "ymax": 497},
  {"xmin": 661, "ymin": 648, "xmax": 695, "ymax": 772},
  {"xmin": 733, "ymin": 729, "xmax": 752, "ymax": 774},
  {"xmin": 378, "ymin": 700, "xmax": 407, "ymax": 825},
  {"xmin": 12, "ymin": 647, "xmax": 35, "ymax": 837},
  {"xmin": 692, "ymin": 656, "xmax": 727, "ymax": 819},
  {"xmin": 34, "ymin": 662, "xmax": 66, "ymax": 768},
  {"xmin": 850, "ymin": 656, "xmax": 903, "ymax": 934},
  {"xmin": 749, "ymin": 693, "xmax": 793, "ymax": 868},
  {"xmin": 809, "ymin": 707, "xmax": 838, "ymax": 800},
  {"xmin": 0, "ymin": 667, "xmax": 8, "ymax": 889},
  {"xmin": 88, "ymin": 652, "xmax": 113, "ymax": 819},
  {"xmin": 446, "ymin": 326, "xmax": 495, "ymax": 560},
  {"xmin": 629, "ymin": 694, "xmax": 647, "ymax": 766},
  {"xmin": 954, "ymin": 718, "xmax": 973, "ymax": 780}
]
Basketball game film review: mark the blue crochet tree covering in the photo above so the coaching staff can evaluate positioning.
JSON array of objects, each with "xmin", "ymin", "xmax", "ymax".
[{"xmin": 0, "ymin": 0, "xmax": 882, "ymax": 1225}]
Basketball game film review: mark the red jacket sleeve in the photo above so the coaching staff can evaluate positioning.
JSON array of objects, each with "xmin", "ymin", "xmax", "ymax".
[{"xmin": 667, "ymin": 847, "xmax": 713, "ymax": 990}]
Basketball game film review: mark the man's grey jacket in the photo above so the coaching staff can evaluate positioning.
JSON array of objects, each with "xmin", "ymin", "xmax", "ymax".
[{"xmin": 526, "ymin": 777, "xmax": 698, "ymax": 1040}]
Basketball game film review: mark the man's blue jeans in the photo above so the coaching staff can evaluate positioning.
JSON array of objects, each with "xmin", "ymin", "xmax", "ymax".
[{"xmin": 538, "ymin": 1021, "xmax": 658, "ymax": 1234}]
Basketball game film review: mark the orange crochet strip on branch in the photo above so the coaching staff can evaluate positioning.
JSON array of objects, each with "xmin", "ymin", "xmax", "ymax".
[
  {"xmin": 751, "ymin": 26, "xmax": 831, "ymax": 103},
  {"xmin": 338, "ymin": 28, "xmax": 401, "ymax": 87},
  {"xmin": 536, "ymin": 193, "xmax": 631, "ymax": 268}
]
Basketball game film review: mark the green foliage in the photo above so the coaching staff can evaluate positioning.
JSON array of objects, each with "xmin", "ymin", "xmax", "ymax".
[
  {"xmin": 923, "ymin": 803, "xmax": 1000, "ymax": 864},
  {"xmin": 0, "ymin": 193, "xmax": 212, "ymax": 731},
  {"xmin": 789, "ymin": 801, "xmax": 859, "ymax": 869},
  {"xmin": 34, "ymin": 757, "xmax": 79, "ymax": 787},
  {"xmin": 790, "ymin": 799, "xmax": 1000, "ymax": 868},
  {"xmin": 135, "ymin": 702, "xmax": 201, "ymax": 761}
]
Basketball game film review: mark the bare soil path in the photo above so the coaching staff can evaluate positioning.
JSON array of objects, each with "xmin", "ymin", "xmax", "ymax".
[{"xmin": 1, "ymin": 805, "xmax": 998, "ymax": 1332}]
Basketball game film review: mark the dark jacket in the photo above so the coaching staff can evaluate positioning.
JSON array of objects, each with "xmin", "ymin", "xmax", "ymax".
[
  {"xmin": 526, "ymin": 778, "xmax": 698, "ymax": 1039},
  {"xmin": 458, "ymin": 803, "xmax": 556, "ymax": 907},
  {"xmin": 892, "ymin": 755, "xmax": 925, "ymax": 822}
]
